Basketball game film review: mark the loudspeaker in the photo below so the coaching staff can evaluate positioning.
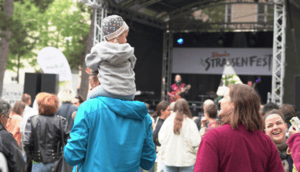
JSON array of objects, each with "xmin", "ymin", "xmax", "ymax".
[
  {"xmin": 41, "ymin": 74, "xmax": 59, "ymax": 94},
  {"xmin": 295, "ymin": 75, "xmax": 300, "ymax": 117},
  {"xmin": 23, "ymin": 73, "xmax": 42, "ymax": 107}
]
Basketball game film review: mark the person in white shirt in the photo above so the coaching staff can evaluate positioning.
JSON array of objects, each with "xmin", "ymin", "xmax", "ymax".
[
  {"xmin": 158, "ymin": 98, "xmax": 200, "ymax": 172},
  {"xmin": 21, "ymin": 94, "xmax": 33, "ymax": 116}
]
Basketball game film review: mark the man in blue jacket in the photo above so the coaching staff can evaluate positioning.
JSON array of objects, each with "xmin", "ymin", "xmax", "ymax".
[{"xmin": 64, "ymin": 96, "xmax": 156, "ymax": 172}]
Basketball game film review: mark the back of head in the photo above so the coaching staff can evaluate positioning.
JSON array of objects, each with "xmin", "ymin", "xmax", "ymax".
[
  {"xmin": 203, "ymin": 99, "xmax": 215, "ymax": 109},
  {"xmin": 22, "ymin": 93, "xmax": 31, "ymax": 105},
  {"xmin": 0, "ymin": 99, "xmax": 11, "ymax": 117},
  {"xmin": 38, "ymin": 94, "xmax": 59, "ymax": 116},
  {"xmin": 173, "ymin": 98, "xmax": 192, "ymax": 134},
  {"xmin": 205, "ymin": 104, "xmax": 218, "ymax": 119},
  {"xmin": 262, "ymin": 102, "xmax": 279, "ymax": 116},
  {"xmin": 76, "ymin": 94, "xmax": 85, "ymax": 104},
  {"xmin": 279, "ymin": 104, "xmax": 296, "ymax": 125},
  {"xmin": 58, "ymin": 87, "xmax": 75, "ymax": 103},
  {"xmin": 221, "ymin": 84, "xmax": 263, "ymax": 132},
  {"xmin": 12, "ymin": 101, "xmax": 26, "ymax": 115}
]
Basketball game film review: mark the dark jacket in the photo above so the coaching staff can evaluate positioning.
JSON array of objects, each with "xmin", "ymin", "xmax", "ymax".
[
  {"xmin": 23, "ymin": 115, "xmax": 70, "ymax": 163},
  {"xmin": 153, "ymin": 118, "xmax": 165, "ymax": 147},
  {"xmin": 0, "ymin": 123, "xmax": 25, "ymax": 172},
  {"xmin": 56, "ymin": 102, "xmax": 78, "ymax": 131}
]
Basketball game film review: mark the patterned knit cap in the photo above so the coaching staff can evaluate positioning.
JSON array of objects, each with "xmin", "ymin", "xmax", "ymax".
[
  {"xmin": 102, "ymin": 15, "xmax": 129, "ymax": 41},
  {"xmin": 0, "ymin": 99, "xmax": 11, "ymax": 116}
]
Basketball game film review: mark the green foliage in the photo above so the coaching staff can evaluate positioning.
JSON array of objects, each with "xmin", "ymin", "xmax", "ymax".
[
  {"xmin": 4, "ymin": 0, "xmax": 90, "ymax": 72},
  {"xmin": 33, "ymin": 0, "xmax": 90, "ymax": 70},
  {"xmin": 201, "ymin": 5, "xmax": 225, "ymax": 23},
  {"xmin": 222, "ymin": 74, "xmax": 238, "ymax": 86},
  {"xmin": 15, "ymin": 0, "xmax": 55, "ymax": 12}
]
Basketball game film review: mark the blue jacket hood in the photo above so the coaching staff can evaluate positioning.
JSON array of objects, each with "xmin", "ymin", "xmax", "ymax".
[{"xmin": 97, "ymin": 96, "xmax": 148, "ymax": 121}]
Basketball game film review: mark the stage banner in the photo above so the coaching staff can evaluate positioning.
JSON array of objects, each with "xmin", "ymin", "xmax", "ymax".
[
  {"xmin": 37, "ymin": 47, "xmax": 72, "ymax": 81},
  {"xmin": 172, "ymin": 48, "xmax": 273, "ymax": 75}
]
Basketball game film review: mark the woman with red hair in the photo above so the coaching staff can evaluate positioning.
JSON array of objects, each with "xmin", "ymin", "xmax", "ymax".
[
  {"xmin": 23, "ymin": 94, "xmax": 70, "ymax": 172},
  {"xmin": 194, "ymin": 84, "xmax": 284, "ymax": 172}
]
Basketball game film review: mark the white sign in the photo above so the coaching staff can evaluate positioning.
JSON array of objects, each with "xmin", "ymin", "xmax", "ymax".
[
  {"xmin": 37, "ymin": 47, "xmax": 72, "ymax": 81},
  {"xmin": 2, "ymin": 84, "xmax": 23, "ymax": 106},
  {"xmin": 172, "ymin": 48, "xmax": 273, "ymax": 75}
]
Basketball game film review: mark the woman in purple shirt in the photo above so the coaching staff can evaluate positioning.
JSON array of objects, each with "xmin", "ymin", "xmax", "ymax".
[{"xmin": 194, "ymin": 84, "xmax": 284, "ymax": 172}]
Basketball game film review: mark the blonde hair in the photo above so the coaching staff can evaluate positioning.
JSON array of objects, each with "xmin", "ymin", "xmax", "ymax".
[{"xmin": 57, "ymin": 87, "xmax": 75, "ymax": 103}]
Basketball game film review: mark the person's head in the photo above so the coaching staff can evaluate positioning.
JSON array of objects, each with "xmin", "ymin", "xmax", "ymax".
[
  {"xmin": 259, "ymin": 105, "xmax": 264, "ymax": 116},
  {"xmin": 102, "ymin": 15, "xmax": 129, "ymax": 44},
  {"xmin": 145, "ymin": 103, "xmax": 150, "ymax": 110},
  {"xmin": 0, "ymin": 99, "xmax": 11, "ymax": 126},
  {"xmin": 175, "ymin": 75, "xmax": 182, "ymax": 84},
  {"xmin": 204, "ymin": 104, "xmax": 218, "ymax": 119},
  {"xmin": 264, "ymin": 110, "xmax": 287, "ymax": 144},
  {"xmin": 203, "ymin": 99, "xmax": 215, "ymax": 111},
  {"xmin": 86, "ymin": 68, "xmax": 101, "ymax": 90},
  {"xmin": 12, "ymin": 101, "xmax": 26, "ymax": 116},
  {"xmin": 72, "ymin": 95, "xmax": 84, "ymax": 107},
  {"xmin": 57, "ymin": 87, "xmax": 75, "ymax": 103},
  {"xmin": 22, "ymin": 93, "xmax": 31, "ymax": 106},
  {"xmin": 173, "ymin": 98, "xmax": 192, "ymax": 134},
  {"xmin": 262, "ymin": 102, "xmax": 279, "ymax": 116},
  {"xmin": 152, "ymin": 101, "xmax": 171, "ymax": 120},
  {"xmin": 38, "ymin": 94, "xmax": 59, "ymax": 116},
  {"xmin": 218, "ymin": 84, "xmax": 263, "ymax": 132},
  {"xmin": 247, "ymin": 81, "xmax": 253, "ymax": 87},
  {"xmin": 279, "ymin": 104, "xmax": 296, "ymax": 126}
]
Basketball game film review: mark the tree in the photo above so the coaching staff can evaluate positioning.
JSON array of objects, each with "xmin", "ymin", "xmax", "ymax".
[
  {"xmin": 78, "ymin": 9, "xmax": 95, "ymax": 99},
  {"xmin": 0, "ymin": 0, "xmax": 54, "ymax": 96},
  {"xmin": 0, "ymin": 0, "xmax": 14, "ymax": 97}
]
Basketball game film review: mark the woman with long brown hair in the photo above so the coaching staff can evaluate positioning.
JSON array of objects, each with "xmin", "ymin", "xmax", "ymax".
[
  {"xmin": 158, "ymin": 98, "xmax": 200, "ymax": 172},
  {"xmin": 6, "ymin": 100, "xmax": 26, "ymax": 148},
  {"xmin": 194, "ymin": 84, "xmax": 284, "ymax": 172}
]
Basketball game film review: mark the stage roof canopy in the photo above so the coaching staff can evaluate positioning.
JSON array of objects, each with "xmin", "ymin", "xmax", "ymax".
[{"xmin": 101, "ymin": 0, "xmax": 299, "ymax": 32}]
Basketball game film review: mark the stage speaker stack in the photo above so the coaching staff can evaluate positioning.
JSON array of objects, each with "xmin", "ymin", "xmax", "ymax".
[
  {"xmin": 295, "ymin": 75, "xmax": 300, "ymax": 118},
  {"xmin": 23, "ymin": 73, "xmax": 42, "ymax": 107},
  {"xmin": 41, "ymin": 74, "xmax": 59, "ymax": 94},
  {"xmin": 23, "ymin": 73, "xmax": 59, "ymax": 106}
]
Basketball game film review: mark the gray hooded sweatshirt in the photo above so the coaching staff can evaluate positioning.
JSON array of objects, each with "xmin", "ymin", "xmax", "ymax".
[{"xmin": 85, "ymin": 42, "xmax": 136, "ymax": 96}]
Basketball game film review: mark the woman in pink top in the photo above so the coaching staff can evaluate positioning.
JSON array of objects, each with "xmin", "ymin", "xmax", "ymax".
[
  {"xmin": 194, "ymin": 84, "xmax": 284, "ymax": 172},
  {"xmin": 6, "ymin": 101, "xmax": 25, "ymax": 148}
]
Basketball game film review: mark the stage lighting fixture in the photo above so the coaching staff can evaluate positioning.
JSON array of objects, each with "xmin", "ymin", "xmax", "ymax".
[{"xmin": 177, "ymin": 38, "xmax": 184, "ymax": 45}]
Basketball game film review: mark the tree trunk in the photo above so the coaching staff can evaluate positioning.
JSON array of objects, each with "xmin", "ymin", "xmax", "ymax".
[
  {"xmin": 0, "ymin": 0, "xmax": 14, "ymax": 97},
  {"xmin": 78, "ymin": 9, "xmax": 95, "ymax": 100}
]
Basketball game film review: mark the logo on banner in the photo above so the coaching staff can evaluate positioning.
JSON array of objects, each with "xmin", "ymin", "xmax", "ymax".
[
  {"xmin": 37, "ymin": 47, "xmax": 72, "ymax": 81},
  {"xmin": 203, "ymin": 51, "xmax": 273, "ymax": 71}
]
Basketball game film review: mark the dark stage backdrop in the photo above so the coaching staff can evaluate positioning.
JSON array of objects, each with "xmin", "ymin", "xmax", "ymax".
[
  {"xmin": 122, "ymin": 19, "xmax": 274, "ymax": 103},
  {"xmin": 126, "ymin": 20, "xmax": 164, "ymax": 100},
  {"xmin": 284, "ymin": 3, "xmax": 300, "ymax": 106}
]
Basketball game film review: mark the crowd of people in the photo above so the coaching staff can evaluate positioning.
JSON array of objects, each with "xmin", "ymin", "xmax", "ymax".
[{"xmin": 2, "ymin": 14, "xmax": 300, "ymax": 172}]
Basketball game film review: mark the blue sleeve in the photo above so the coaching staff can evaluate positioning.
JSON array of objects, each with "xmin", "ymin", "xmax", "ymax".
[
  {"xmin": 64, "ymin": 104, "xmax": 90, "ymax": 166},
  {"xmin": 140, "ymin": 114, "xmax": 156, "ymax": 170}
]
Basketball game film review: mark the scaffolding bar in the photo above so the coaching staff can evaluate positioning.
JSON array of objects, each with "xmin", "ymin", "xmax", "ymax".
[{"xmin": 271, "ymin": 0, "xmax": 286, "ymax": 106}]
